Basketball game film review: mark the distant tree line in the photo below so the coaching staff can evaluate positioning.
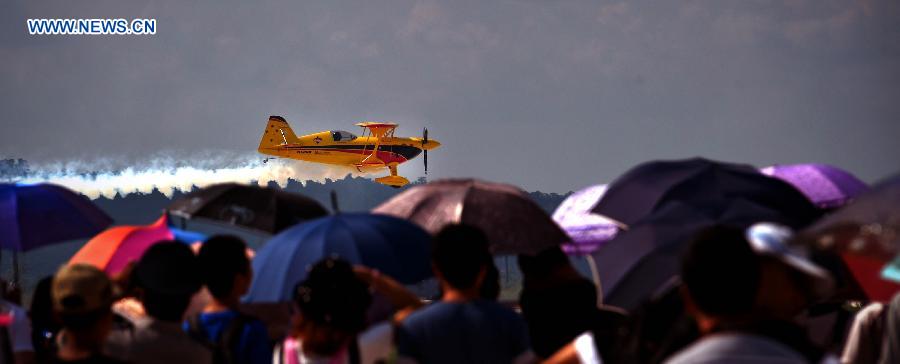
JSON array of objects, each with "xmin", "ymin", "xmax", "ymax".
[{"xmin": 0, "ymin": 158, "xmax": 30, "ymax": 181}]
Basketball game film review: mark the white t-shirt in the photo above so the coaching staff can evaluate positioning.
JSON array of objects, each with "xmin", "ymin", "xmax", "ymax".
[
  {"xmin": 1, "ymin": 299, "xmax": 33, "ymax": 353},
  {"xmin": 573, "ymin": 331, "xmax": 602, "ymax": 364},
  {"xmin": 274, "ymin": 321, "xmax": 394, "ymax": 364}
]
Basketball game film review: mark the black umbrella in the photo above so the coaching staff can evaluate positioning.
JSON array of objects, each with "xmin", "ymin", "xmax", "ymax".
[
  {"xmin": 372, "ymin": 179, "xmax": 569, "ymax": 255},
  {"xmin": 594, "ymin": 199, "xmax": 818, "ymax": 310},
  {"xmin": 591, "ymin": 157, "xmax": 821, "ymax": 228},
  {"xmin": 586, "ymin": 158, "xmax": 822, "ymax": 309},
  {"xmin": 166, "ymin": 183, "xmax": 328, "ymax": 234}
]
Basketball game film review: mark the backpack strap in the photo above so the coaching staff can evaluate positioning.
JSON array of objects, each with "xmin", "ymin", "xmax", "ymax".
[{"xmin": 186, "ymin": 313, "xmax": 217, "ymax": 350}]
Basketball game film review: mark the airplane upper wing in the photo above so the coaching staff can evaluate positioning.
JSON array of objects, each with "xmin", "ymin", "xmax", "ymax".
[
  {"xmin": 355, "ymin": 122, "xmax": 397, "ymax": 138},
  {"xmin": 354, "ymin": 122, "xmax": 398, "ymax": 168}
]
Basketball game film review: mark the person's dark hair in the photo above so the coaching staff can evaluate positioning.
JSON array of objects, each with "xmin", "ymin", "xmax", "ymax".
[
  {"xmin": 681, "ymin": 225, "xmax": 761, "ymax": 317},
  {"xmin": 432, "ymin": 224, "xmax": 491, "ymax": 290},
  {"xmin": 58, "ymin": 308, "xmax": 111, "ymax": 331},
  {"xmin": 518, "ymin": 246, "xmax": 570, "ymax": 280},
  {"xmin": 292, "ymin": 258, "xmax": 372, "ymax": 356},
  {"xmin": 198, "ymin": 235, "xmax": 251, "ymax": 300},
  {"xmin": 30, "ymin": 275, "xmax": 60, "ymax": 360},
  {"xmin": 134, "ymin": 242, "xmax": 202, "ymax": 321},
  {"xmin": 30, "ymin": 276, "xmax": 57, "ymax": 327},
  {"xmin": 480, "ymin": 262, "xmax": 500, "ymax": 300}
]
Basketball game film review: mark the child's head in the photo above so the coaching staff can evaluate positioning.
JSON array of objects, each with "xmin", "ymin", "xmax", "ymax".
[{"xmin": 291, "ymin": 258, "xmax": 372, "ymax": 356}]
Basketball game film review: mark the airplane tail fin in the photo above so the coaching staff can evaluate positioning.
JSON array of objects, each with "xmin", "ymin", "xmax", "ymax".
[{"xmin": 258, "ymin": 115, "xmax": 300, "ymax": 151}]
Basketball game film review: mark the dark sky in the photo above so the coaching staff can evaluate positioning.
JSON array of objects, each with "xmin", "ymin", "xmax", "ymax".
[{"xmin": 2, "ymin": 0, "xmax": 899, "ymax": 192}]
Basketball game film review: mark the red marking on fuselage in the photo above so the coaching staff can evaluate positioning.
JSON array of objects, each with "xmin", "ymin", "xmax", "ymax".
[{"xmin": 297, "ymin": 148, "xmax": 409, "ymax": 164}]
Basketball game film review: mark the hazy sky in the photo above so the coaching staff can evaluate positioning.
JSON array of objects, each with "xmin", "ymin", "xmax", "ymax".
[{"xmin": 2, "ymin": 0, "xmax": 898, "ymax": 192}]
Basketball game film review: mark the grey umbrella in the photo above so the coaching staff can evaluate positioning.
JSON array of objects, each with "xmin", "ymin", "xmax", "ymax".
[{"xmin": 372, "ymin": 179, "xmax": 569, "ymax": 255}]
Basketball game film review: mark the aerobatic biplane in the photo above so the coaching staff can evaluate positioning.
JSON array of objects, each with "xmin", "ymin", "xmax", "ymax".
[{"xmin": 257, "ymin": 116, "xmax": 441, "ymax": 188}]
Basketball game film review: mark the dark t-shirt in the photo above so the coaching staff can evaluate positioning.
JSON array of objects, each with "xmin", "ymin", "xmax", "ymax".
[
  {"xmin": 397, "ymin": 300, "xmax": 531, "ymax": 364},
  {"xmin": 182, "ymin": 310, "xmax": 271, "ymax": 364}
]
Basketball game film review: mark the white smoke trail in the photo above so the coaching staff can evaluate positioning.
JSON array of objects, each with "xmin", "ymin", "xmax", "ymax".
[{"xmin": 21, "ymin": 153, "xmax": 366, "ymax": 199}]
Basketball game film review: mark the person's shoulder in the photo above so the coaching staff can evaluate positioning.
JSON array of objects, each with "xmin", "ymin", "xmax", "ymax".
[
  {"xmin": 96, "ymin": 354, "xmax": 130, "ymax": 364},
  {"xmin": 404, "ymin": 301, "xmax": 464, "ymax": 322},
  {"xmin": 48, "ymin": 354, "xmax": 130, "ymax": 364},
  {"xmin": 664, "ymin": 333, "xmax": 806, "ymax": 364},
  {"xmin": 474, "ymin": 300, "xmax": 522, "ymax": 319}
]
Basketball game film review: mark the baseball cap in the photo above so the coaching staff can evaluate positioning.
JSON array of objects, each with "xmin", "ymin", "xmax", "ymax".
[
  {"xmin": 746, "ymin": 222, "xmax": 835, "ymax": 299},
  {"xmin": 52, "ymin": 264, "xmax": 115, "ymax": 316}
]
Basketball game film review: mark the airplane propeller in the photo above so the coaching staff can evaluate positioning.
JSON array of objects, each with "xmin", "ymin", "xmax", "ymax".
[{"xmin": 422, "ymin": 127, "xmax": 429, "ymax": 175}]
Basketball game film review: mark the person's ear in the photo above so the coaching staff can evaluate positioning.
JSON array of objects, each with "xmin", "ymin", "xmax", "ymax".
[
  {"xmin": 680, "ymin": 284, "xmax": 717, "ymax": 334},
  {"xmin": 473, "ymin": 266, "xmax": 487, "ymax": 289},
  {"xmin": 679, "ymin": 284, "xmax": 698, "ymax": 316},
  {"xmin": 431, "ymin": 263, "xmax": 444, "ymax": 282},
  {"xmin": 234, "ymin": 273, "xmax": 251, "ymax": 296}
]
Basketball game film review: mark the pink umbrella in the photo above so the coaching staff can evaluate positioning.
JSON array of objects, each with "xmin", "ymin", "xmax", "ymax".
[{"xmin": 69, "ymin": 214, "xmax": 200, "ymax": 275}]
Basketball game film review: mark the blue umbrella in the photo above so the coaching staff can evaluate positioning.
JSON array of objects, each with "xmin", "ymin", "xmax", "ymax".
[
  {"xmin": 245, "ymin": 213, "xmax": 432, "ymax": 303},
  {"xmin": 0, "ymin": 183, "xmax": 112, "ymax": 251}
]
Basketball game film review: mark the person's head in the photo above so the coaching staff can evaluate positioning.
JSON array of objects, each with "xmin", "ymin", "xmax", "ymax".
[
  {"xmin": 52, "ymin": 264, "xmax": 116, "ymax": 351},
  {"xmin": 133, "ymin": 241, "xmax": 202, "ymax": 322},
  {"xmin": 518, "ymin": 246, "xmax": 572, "ymax": 283},
  {"xmin": 198, "ymin": 235, "xmax": 252, "ymax": 305},
  {"xmin": 680, "ymin": 225, "xmax": 761, "ymax": 330},
  {"xmin": 31, "ymin": 275, "xmax": 57, "ymax": 327},
  {"xmin": 432, "ymin": 224, "xmax": 492, "ymax": 294},
  {"xmin": 291, "ymin": 258, "xmax": 372, "ymax": 356}
]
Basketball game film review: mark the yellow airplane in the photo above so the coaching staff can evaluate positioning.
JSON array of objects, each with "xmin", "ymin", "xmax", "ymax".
[{"xmin": 257, "ymin": 115, "xmax": 441, "ymax": 188}]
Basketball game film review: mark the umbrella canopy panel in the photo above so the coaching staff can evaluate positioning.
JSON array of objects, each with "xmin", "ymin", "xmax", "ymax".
[
  {"xmin": 69, "ymin": 215, "xmax": 175, "ymax": 275},
  {"xmin": 373, "ymin": 179, "xmax": 569, "ymax": 255},
  {"xmin": 167, "ymin": 183, "xmax": 328, "ymax": 234},
  {"xmin": 809, "ymin": 174, "xmax": 900, "ymax": 234},
  {"xmin": 552, "ymin": 184, "xmax": 619, "ymax": 255},
  {"xmin": 0, "ymin": 183, "xmax": 112, "ymax": 252},
  {"xmin": 761, "ymin": 163, "xmax": 869, "ymax": 209},
  {"xmin": 591, "ymin": 158, "xmax": 821, "ymax": 229},
  {"xmin": 246, "ymin": 213, "xmax": 433, "ymax": 303}
]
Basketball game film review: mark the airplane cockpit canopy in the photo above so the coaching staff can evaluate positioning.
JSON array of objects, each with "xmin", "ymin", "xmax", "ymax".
[{"xmin": 331, "ymin": 130, "xmax": 358, "ymax": 142}]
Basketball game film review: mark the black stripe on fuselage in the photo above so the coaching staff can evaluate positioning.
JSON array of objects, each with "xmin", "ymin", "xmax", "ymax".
[{"xmin": 285, "ymin": 144, "xmax": 423, "ymax": 160}]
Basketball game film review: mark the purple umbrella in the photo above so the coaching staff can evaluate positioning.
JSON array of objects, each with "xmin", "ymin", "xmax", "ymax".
[
  {"xmin": 1, "ymin": 183, "xmax": 113, "ymax": 283},
  {"xmin": 552, "ymin": 184, "xmax": 621, "ymax": 255},
  {"xmin": 760, "ymin": 163, "xmax": 868, "ymax": 209}
]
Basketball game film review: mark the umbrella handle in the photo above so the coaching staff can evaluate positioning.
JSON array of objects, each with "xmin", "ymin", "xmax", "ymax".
[
  {"xmin": 12, "ymin": 252, "xmax": 18, "ymax": 286},
  {"xmin": 586, "ymin": 254, "xmax": 603, "ymax": 308}
]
